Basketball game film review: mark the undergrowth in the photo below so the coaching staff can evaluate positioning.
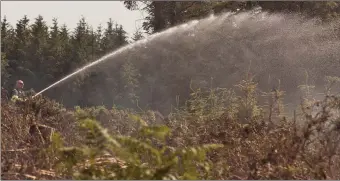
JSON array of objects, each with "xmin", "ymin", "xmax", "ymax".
[{"xmin": 1, "ymin": 76, "xmax": 340, "ymax": 179}]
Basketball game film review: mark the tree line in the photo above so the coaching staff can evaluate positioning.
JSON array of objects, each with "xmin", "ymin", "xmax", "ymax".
[{"xmin": 1, "ymin": 14, "xmax": 145, "ymax": 106}]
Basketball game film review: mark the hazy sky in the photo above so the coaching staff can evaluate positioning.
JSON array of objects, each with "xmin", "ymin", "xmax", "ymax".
[{"xmin": 1, "ymin": 1, "xmax": 145, "ymax": 38}]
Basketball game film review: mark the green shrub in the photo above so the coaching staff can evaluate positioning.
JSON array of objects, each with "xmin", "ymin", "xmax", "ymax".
[{"xmin": 51, "ymin": 115, "xmax": 223, "ymax": 180}]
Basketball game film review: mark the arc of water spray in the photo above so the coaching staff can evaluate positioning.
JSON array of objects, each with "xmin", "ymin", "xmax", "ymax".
[
  {"xmin": 33, "ymin": 10, "xmax": 263, "ymax": 98},
  {"xmin": 33, "ymin": 19, "xmax": 202, "ymax": 98}
]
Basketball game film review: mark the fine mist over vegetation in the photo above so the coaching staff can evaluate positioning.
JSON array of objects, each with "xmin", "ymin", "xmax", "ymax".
[
  {"xmin": 86, "ymin": 11, "xmax": 340, "ymax": 114},
  {"xmin": 2, "ymin": 1, "xmax": 340, "ymax": 180}
]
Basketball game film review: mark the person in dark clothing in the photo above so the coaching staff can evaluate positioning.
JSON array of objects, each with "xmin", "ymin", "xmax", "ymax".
[{"xmin": 11, "ymin": 80, "xmax": 26, "ymax": 103}]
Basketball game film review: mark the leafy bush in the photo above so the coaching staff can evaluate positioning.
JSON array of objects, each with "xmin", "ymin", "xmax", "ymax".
[{"xmin": 51, "ymin": 116, "xmax": 222, "ymax": 180}]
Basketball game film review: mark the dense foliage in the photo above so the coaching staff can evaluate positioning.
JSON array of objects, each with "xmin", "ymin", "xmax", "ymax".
[{"xmin": 124, "ymin": 1, "xmax": 340, "ymax": 33}]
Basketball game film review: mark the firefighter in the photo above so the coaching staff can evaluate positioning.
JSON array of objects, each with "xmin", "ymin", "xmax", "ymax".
[{"xmin": 11, "ymin": 80, "xmax": 26, "ymax": 103}]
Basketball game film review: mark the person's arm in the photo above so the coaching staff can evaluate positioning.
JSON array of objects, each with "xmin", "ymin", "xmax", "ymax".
[{"xmin": 24, "ymin": 89, "xmax": 35, "ymax": 97}]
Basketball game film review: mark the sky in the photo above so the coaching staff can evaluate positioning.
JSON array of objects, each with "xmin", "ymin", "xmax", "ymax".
[{"xmin": 1, "ymin": 1, "xmax": 145, "ymax": 38}]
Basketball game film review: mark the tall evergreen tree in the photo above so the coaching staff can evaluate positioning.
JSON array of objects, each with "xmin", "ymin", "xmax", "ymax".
[
  {"xmin": 27, "ymin": 15, "xmax": 50, "ymax": 89},
  {"xmin": 1, "ymin": 16, "xmax": 13, "ymax": 85},
  {"xmin": 94, "ymin": 24, "xmax": 103, "ymax": 56},
  {"xmin": 5, "ymin": 15, "xmax": 32, "ymax": 88},
  {"xmin": 57, "ymin": 24, "xmax": 72, "ymax": 75},
  {"xmin": 101, "ymin": 18, "xmax": 117, "ymax": 54},
  {"xmin": 114, "ymin": 24, "xmax": 128, "ymax": 48},
  {"xmin": 46, "ymin": 23, "xmax": 74, "ymax": 102},
  {"xmin": 50, "ymin": 18, "xmax": 59, "ymax": 40},
  {"xmin": 12, "ymin": 15, "xmax": 31, "ymax": 64},
  {"xmin": 71, "ymin": 16, "xmax": 91, "ymax": 69},
  {"xmin": 1, "ymin": 16, "xmax": 9, "ymax": 53},
  {"xmin": 46, "ymin": 18, "xmax": 62, "ymax": 78},
  {"xmin": 30, "ymin": 15, "xmax": 49, "ymax": 65}
]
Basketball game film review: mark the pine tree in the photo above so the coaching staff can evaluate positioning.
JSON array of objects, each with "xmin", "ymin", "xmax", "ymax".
[
  {"xmin": 1, "ymin": 16, "xmax": 16, "ymax": 56},
  {"xmin": 94, "ymin": 24, "xmax": 103, "ymax": 56},
  {"xmin": 84, "ymin": 24, "xmax": 103, "ymax": 62},
  {"xmin": 115, "ymin": 24, "xmax": 128, "ymax": 47},
  {"xmin": 46, "ymin": 23, "xmax": 74, "ymax": 102},
  {"xmin": 69, "ymin": 17, "xmax": 97, "ymax": 106},
  {"xmin": 59, "ymin": 24, "xmax": 70, "ymax": 42},
  {"xmin": 132, "ymin": 29, "xmax": 144, "ymax": 41},
  {"xmin": 30, "ymin": 15, "xmax": 49, "ymax": 64},
  {"xmin": 50, "ymin": 18, "xmax": 59, "ymax": 41},
  {"xmin": 12, "ymin": 15, "xmax": 31, "ymax": 64},
  {"xmin": 46, "ymin": 18, "xmax": 62, "ymax": 79},
  {"xmin": 1, "ymin": 16, "xmax": 9, "ymax": 53},
  {"xmin": 58, "ymin": 24, "xmax": 72, "ymax": 75},
  {"xmin": 27, "ymin": 15, "xmax": 50, "ymax": 89},
  {"xmin": 1, "ymin": 16, "xmax": 14, "ymax": 85},
  {"xmin": 4, "ymin": 15, "xmax": 33, "ymax": 88},
  {"xmin": 101, "ymin": 18, "xmax": 117, "ymax": 54},
  {"xmin": 71, "ymin": 16, "xmax": 91, "ymax": 69}
]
